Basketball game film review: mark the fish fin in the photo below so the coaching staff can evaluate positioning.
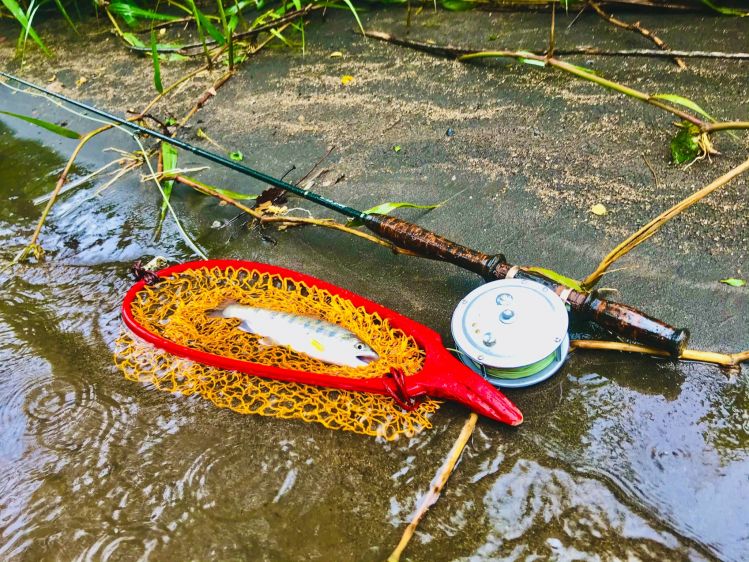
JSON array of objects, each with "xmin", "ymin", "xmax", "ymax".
[
  {"xmin": 258, "ymin": 335, "xmax": 279, "ymax": 346},
  {"xmin": 206, "ymin": 298, "xmax": 239, "ymax": 318}
]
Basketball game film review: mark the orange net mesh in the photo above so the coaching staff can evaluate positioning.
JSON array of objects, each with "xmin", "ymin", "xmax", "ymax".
[{"xmin": 114, "ymin": 266, "xmax": 440, "ymax": 439}]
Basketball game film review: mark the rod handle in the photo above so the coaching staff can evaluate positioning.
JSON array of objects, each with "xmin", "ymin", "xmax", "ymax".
[
  {"xmin": 577, "ymin": 292, "xmax": 690, "ymax": 357},
  {"xmin": 363, "ymin": 213, "xmax": 505, "ymax": 276}
]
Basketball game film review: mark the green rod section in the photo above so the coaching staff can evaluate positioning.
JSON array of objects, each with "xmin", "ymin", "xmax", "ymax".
[{"xmin": 0, "ymin": 71, "xmax": 366, "ymax": 221}]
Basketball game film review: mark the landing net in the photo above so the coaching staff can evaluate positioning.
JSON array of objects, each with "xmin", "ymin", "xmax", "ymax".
[{"xmin": 115, "ymin": 264, "xmax": 440, "ymax": 439}]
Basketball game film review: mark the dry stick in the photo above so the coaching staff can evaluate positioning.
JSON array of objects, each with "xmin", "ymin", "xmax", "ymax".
[
  {"xmin": 582, "ymin": 155, "xmax": 749, "ymax": 288},
  {"xmin": 362, "ymin": 31, "xmax": 749, "ymax": 135},
  {"xmin": 171, "ymin": 175, "xmax": 418, "ymax": 255},
  {"xmin": 571, "ymin": 340, "xmax": 749, "ymax": 367},
  {"xmin": 588, "ymin": 0, "xmax": 687, "ymax": 69},
  {"xmin": 641, "ymin": 153, "xmax": 659, "ymax": 189},
  {"xmin": 552, "ymin": 47, "xmax": 749, "ymax": 60},
  {"xmin": 548, "ymin": 2, "xmax": 556, "ymax": 58},
  {"xmin": 388, "ymin": 413, "xmax": 479, "ymax": 562}
]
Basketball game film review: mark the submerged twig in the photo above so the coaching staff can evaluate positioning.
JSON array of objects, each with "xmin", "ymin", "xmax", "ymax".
[
  {"xmin": 571, "ymin": 340, "xmax": 749, "ymax": 368},
  {"xmin": 582, "ymin": 156, "xmax": 749, "ymax": 288},
  {"xmin": 387, "ymin": 413, "xmax": 478, "ymax": 562},
  {"xmin": 588, "ymin": 0, "xmax": 687, "ymax": 69}
]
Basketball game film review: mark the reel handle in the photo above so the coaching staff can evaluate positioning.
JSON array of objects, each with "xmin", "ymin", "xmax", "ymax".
[{"xmin": 363, "ymin": 213, "xmax": 689, "ymax": 356}]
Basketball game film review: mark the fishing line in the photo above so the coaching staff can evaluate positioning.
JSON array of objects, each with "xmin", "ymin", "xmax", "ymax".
[
  {"xmin": 0, "ymin": 76, "xmax": 206, "ymax": 258},
  {"xmin": 0, "ymin": 71, "xmax": 367, "ymax": 222}
]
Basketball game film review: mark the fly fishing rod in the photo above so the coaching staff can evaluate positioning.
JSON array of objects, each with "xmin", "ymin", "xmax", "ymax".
[{"xmin": 0, "ymin": 71, "xmax": 689, "ymax": 355}]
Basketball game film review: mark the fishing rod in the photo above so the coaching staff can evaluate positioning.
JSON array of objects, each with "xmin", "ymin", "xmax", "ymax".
[{"xmin": 0, "ymin": 71, "xmax": 689, "ymax": 355}]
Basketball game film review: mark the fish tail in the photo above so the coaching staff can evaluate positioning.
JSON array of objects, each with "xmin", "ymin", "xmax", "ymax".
[{"xmin": 206, "ymin": 298, "xmax": 238, "ymax": 318}]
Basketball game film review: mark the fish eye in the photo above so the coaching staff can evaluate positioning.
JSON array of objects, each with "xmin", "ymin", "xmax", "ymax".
[{"xmin": 355, "ymin": 343, "xmax": 364, "ymax": 350}]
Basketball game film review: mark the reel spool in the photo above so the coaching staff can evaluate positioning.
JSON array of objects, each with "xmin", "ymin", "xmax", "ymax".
[{"xmin": 451, "ymin": 279, "xmax": 570, "ymax": 388}]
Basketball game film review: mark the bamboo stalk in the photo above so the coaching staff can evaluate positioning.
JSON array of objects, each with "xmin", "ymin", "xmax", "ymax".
[
  {"xmin": 571, "ymin": 340, "xmax": 749, "ymax": 367},
  {"xmin": 388, "ymin": 413, "xmax": 479, "ymax": 562}
]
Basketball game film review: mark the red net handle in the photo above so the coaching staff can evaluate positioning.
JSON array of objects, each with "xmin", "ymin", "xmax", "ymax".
[{"xmin": 121, "ymin": 259, "xmax": 523, "ymax": 426}]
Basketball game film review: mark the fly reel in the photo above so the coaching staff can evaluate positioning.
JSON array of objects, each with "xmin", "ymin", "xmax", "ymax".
[{"xmin": 451, "ymin": 279, "xmax": 570, "ymax": 388}]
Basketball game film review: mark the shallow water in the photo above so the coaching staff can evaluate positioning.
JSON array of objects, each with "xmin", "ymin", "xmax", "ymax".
[{"xmin": 1, "ymin": 70, "xmax": 748, "ymax": 561}]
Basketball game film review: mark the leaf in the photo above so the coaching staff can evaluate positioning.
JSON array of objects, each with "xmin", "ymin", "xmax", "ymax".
[
  {"xmin": 194, "ymin": 6, "xmax": 226, "ymax": 46},
  {"xmin": 229, "ymin": 151, "xmax": 244, "ymax": 161},
  {"xmin": 516, "ymin": 50, "xmax": 546, "ymax": 68},
  {"xmin": 340, "ymin": 75, "xmax": 354, "ymax": 85},
  {"xmin": 526, "ymin": 266, "xmax": 584, "ymax": 292},
  {"xmin": 440, "ymin": 0, "xmax": 474, "ymax": 11},
  {"xmin": 700, "ymin": 0, "xmax": 749, "ymax": 16},
  {"xmin": 720, "ymin": 278, "xmax": 746, "ymax": 287},
  {"xmin": 51, "ymin": 0, "xmax": 78, "ymax": 34},
  {"xmin": 108, "ymin": 2, "xmax": 181, "ymax": 27},
  {"xmin": 157, "ymin": 142, "xmax": 178, "ymax": 230},
  {"xmin": 393, "ymin": 145, "xmax": 401, "ymax": 152},
  {"xmin": 651, "ymin": 93, "xmax": 716, "ymax": 122},
  {"xmin": 150, "ymin": 29, "xmax": 163, "ymax": 93},
  {"xmin": 180, "ymin": 175, "xmax": 258, "ymax": 201},
  {"xmin": 1, "ymin": 0, "xmax": 51, "ymax": 56},
  {"xmin": 339, "ymin": 0, "xmax": 365, "ymax": 35},
  {"xmin": 121, "ymin": 32, "xmax": 146, "ymax": 48},
  {"xmin": 0, "ymin": 110, "xmax": 81, "ymax": 139},
  {"xmin": 670, "ymin": 122, "xmax": 701, "ymax": 165},
  {"xmin": 349, "ymin": 201, "xmax": 441, "ymax": 227},
  {"xmin": 590, "ymin": 203, "xmax": 607, "ymax": 216},
  {"xmin": 269, "ymin": 27, "xmax": 292, "ymax": 47},
  {"xmin": 330, "ymin": 51, "xmax": 343, "ymax": 58}
]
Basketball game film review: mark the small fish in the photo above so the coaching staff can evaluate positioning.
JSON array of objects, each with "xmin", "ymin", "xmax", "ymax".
[{"xmin": 208, "ymin": 300, "xmax": 379, "ymax": 368}]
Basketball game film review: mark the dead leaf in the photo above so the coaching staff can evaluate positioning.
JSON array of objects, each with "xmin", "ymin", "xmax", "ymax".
[
  {"xmin": 590, "ymin": 203, "xmax": 607, "ymax": 216},
  {"xmin": 75, "ymin": 76, "xmax": 88, "ymax": 88},
  {"xmin": 341, "ymin": 75, "xmax": 354, "ymax": 86},
  {"xmin": 330, "ymin": 51, "xmax": 343, "ymax": 58}
]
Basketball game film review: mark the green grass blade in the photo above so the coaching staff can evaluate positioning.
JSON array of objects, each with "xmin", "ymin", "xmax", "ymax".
[
  {"xmin": 651, "ymin": 93, "xmax": 716, "ymax": 122},
  {"xmin": 348, "ymin": 201, "xmax": 441, "ymax": 226},
  {"xmin": 339, "ymin": 0, "xmax": 364, "ymax": 34},
  {"xmin": 700, "ymin": 0, "xmax": 748, "ymax": 16},
  {"xmin": 150, "ymin": 29, "xmax": 163, "ymax": 93},
  {"xmin": 194, "ymin": 4, "xmax": 226, "ymax": 45},
  {"xmin": 179, "ymin": 175, "xmax": 259, "ymax": 200},
  {"xmin": 0, "ymin": 110, "xmax": 81, "ymax": 138},
  {"xmin": 1, "ymin": 0, "xmax": 51, "ymax": 56},
  {"xmin": 157, "ymin": 142, "xmax": 179, "ymax": 230},
  {"xmin": 526, "ymin": 266, "xmax": 584, "ymax": 292},
  {"xmin": 108, "ymin": 1, "xmax": 182, "ymax": 27},
  {"xmin": 269, "ymin": 27, "xmax": 292, "ymax": 47},
  {"xmin": 51, "ymin": 0, "xmax": 78, "ymax": 33}
]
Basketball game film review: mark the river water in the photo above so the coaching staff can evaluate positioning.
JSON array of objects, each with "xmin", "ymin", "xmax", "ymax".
[{"xmin": 1, "ymin": 42, "xmax": 748, "ymax": 560}]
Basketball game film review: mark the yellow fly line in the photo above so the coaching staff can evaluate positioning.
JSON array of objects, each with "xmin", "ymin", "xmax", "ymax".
[{"xmin": 115, "ymin": 265, "xmax": 441, "ymax": 440}]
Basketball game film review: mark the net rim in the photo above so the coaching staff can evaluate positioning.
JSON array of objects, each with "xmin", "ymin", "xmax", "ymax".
[{"xmin": 121, "ymin": 259, "xmax": 448, "ymax": 397}]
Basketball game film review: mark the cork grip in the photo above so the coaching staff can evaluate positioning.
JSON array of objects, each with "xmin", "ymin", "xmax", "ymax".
[{"xmin": 363, "ymin": 213, "xmax": 504, "ymax": 276}]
